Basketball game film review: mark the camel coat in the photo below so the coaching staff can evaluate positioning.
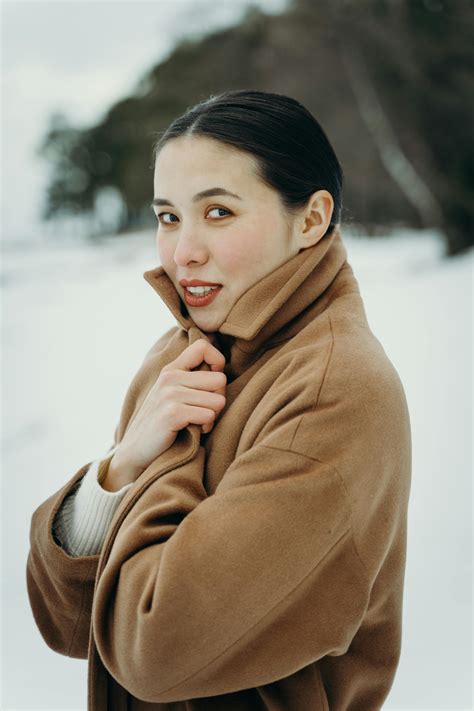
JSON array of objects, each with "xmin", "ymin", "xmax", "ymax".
[{"xmin": 26, "ymin": 225, "xmax": 412, "ymax": 710}]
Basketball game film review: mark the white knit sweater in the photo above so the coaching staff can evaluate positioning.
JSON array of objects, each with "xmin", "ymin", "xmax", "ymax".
[{"xmin": 53, "ymin": 449, "xmax": 133, "ymax": 557}]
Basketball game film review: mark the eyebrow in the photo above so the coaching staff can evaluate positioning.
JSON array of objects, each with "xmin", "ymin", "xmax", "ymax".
[{"xmin": 151, "ymin": 187, "xmax": 243, "ymax": 208}]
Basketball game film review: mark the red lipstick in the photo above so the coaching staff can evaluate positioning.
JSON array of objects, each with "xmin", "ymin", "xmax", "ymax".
[
  {"xmin": 180, "ymin": 280, "xmax": 224, "ymax": 308},
  {"xmin": 179, "ymin": 279, "xmax": 222, "ymax": 286}
]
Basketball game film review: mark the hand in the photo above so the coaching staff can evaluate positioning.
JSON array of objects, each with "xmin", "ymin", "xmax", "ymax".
[{"xmin": 109, "ymin": 339, "xmax": 227, "ymax": 484}]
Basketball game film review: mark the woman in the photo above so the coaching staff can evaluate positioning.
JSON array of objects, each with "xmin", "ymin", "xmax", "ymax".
[{"xmin": 26, "ymin": 90, "xmax": 412, "ymax": 710}]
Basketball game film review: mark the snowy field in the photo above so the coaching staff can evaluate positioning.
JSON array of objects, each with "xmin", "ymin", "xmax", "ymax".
[{"xmin": 2, "ymin": 225, "xmax": 472, "ymax": 710}]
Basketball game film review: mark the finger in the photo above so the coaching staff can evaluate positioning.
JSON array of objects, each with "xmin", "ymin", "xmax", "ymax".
[
  {"xmin": 178, "ymin": 404, "xmax": 217, "ymax": 431},
  {"xmin": 173, "ymin": 338, "xmax": 226, "ymax": 373},
  {"xmin": 185, "ymin": 372, "xmax": 227, "ymax": 398},
  {"xmin": 180, "ymin": 388, "xmax": 226, "ymax": 413}
]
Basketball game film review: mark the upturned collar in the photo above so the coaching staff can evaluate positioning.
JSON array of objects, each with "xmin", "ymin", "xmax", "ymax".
[{"xmin": 143, "ymin": 224, "xmax": 348, "ymax": 357}]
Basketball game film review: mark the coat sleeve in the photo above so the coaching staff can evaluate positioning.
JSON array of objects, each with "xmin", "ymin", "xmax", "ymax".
[
  {"xmin": 91, "ymin": 428, "xmax": 372, "ymax": 703},
  {"xmin": 25, "ymin": 440, "xmax": 117, "ymax": 659}
]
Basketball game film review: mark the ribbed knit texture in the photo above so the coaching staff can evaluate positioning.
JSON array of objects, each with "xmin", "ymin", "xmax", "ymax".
[{"xmin": 53, "ymin": 453, "xmax": 133, "ymax": 557}]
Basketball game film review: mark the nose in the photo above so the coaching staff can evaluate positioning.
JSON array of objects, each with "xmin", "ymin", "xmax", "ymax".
[{"xmin": 173, "ymin": 232, "xmax": 208, "ymax": 267}]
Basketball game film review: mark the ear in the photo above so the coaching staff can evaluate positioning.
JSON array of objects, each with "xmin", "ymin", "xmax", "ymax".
[{"xmin": 298, "ymin": 190, "xmax": 334, "ymax": 247}]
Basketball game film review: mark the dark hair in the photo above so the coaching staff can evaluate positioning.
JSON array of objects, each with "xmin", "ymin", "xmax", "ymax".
[{"xmin": 152, "ymin": 89, "xmax": 343, "ymax": 234}]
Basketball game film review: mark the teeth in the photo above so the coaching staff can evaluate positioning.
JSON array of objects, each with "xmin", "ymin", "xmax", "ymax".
[{"xmin": 186, "ymin": 285, "xmax": 219, "ymax": 294}]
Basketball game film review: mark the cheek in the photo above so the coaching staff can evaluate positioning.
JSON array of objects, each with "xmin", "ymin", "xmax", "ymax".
[
  {"xmin": 218, "ymin": 226, "xmax": 268, "ymax": 274},
  {"xmin": 216, "ymin": 242, "xmax": 249, "ymax": 274},
  {"xmin": 157, "ymin": 235, "xmax": 172, "ymax": 265}
]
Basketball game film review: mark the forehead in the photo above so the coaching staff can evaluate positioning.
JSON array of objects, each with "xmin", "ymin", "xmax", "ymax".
[{"xmin": 154, "ymin": 136, "xmax": 258, "ymax": 184}]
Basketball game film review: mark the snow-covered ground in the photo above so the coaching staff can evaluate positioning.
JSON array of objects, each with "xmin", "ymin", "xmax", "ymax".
[{"xmin": 2, "ymin": 226, "xmax": 472, "ymax": 710}]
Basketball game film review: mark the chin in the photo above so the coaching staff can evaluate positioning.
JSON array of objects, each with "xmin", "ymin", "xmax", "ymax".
[
  {"xmin": 193, "ymin": 314, "xmax": 224, "ymax": 333},
  {"xmin": 198, "ymin": 321, "xmax": 222, "ymax": 335}
]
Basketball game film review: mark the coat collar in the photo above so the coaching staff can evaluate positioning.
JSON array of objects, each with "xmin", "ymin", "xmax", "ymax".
[{"xmin": 143, "ymin": 224, "xmax": 348, "ymax": 375}]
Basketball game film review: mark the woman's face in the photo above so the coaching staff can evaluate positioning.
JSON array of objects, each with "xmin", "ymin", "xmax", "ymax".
[{"xmin": 152, "ymin": 135, "xmax": 302, "ymax": 334}]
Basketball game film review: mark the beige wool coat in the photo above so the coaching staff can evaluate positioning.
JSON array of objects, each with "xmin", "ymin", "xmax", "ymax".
[{"xmin": 26, "ymin": 224, "xmax": 412, "ymax": 710}]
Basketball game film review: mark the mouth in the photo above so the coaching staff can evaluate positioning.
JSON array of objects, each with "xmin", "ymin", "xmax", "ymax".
[{"xmin": 182, "ymin": 284, "xmax": 223, "ymax": 307}]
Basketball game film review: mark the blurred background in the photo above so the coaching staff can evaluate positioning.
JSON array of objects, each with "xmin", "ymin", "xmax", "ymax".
[{"xmin": 2, "ymin": 0, "xmax": 472, "ymax": 709}]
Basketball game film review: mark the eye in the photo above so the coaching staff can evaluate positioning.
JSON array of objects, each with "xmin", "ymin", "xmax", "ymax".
[
  {"xmin": 156, "ymin": 212, "xmax": 178, "ymax": 225},
  {"xmin": 207, "ymin": 207, "xmax": 232, "ymax": 219}
]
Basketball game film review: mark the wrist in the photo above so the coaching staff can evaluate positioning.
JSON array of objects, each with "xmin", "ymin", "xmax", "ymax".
[
  {"xmin": 97, "ymin": 452, "xmax": 116, "ymax": 485},
  {"xmin": 101, "ymin": 452, "xmax": 143, "ymax": 492}
]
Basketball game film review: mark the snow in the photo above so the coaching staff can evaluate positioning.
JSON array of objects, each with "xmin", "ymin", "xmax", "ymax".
[{"xmin": 2, "ymin": 226, "xmax": 472, "ymax": 710}]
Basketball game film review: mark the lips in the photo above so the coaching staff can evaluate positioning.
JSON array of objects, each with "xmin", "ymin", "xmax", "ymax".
[
  {"xmin": 183, "ymin": 284, "xmax": 223, "ymax": 307},
  {"xmin": 179, "ymin": 279, "xmax": 222, "ymax": 287}
]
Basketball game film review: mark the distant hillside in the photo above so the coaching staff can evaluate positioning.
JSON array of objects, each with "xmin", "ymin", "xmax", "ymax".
[{"xmin": 38, "ymin": 0, "xmax": 473, "ymax": 255}]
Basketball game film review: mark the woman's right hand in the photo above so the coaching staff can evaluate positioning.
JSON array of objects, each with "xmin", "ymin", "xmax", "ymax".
[{"xmin": 106, "ymin": 339, "xmax": 227, "ymax": 487}]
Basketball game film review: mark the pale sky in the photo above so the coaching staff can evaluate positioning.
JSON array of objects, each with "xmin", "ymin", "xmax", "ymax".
[{"xmin": 1, "ymin": 0, "xmax": 289, "ymax": 242}]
